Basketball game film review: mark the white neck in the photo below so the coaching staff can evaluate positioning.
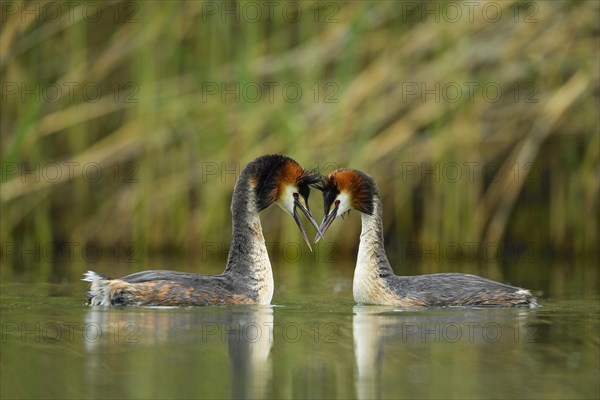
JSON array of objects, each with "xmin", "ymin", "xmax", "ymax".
[{"xmin": 353, "ymin": 198, "xmax": 395, "ymax": 304}]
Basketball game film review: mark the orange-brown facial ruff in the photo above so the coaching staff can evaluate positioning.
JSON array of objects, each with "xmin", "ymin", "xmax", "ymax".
[
  {"xmin": 253, "ymin": 155, "xmax": 320, "ymax": 212},
  {"xmin": 322, "ymin": 169, "xmax": 376, "ymax": 216}
]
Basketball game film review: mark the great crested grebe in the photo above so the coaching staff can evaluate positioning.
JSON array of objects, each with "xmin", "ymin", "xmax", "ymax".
[
  {"xmin": 83, "ymin": 154, "xmax": 323, "ymax": 306},
  {"xmin": 317, "ymin": 168, "xmax": 538, "ymax": 308}
]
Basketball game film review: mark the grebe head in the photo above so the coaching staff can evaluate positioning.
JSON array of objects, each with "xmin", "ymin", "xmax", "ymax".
[
  {"xmin": 316, "ymin": 168, "xmax": 377, "ymax": 239},
  {"xmin": 251, "ymin": 155, "xmax": 323, "ymax": 250}
]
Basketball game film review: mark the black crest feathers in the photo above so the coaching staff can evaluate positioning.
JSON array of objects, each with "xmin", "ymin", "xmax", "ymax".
[
  {"xmin": 249, "ymin": 155, "xmax": 321, "ymax": 212},
  {"xmin": 322, "ymin": 169, "xmax": 376, "ymax": 216}
]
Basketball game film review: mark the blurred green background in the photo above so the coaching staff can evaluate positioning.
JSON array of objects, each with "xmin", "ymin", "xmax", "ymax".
[{"xmin": 1, "ymin": 0, "xmax": 598, "ymax": 284}]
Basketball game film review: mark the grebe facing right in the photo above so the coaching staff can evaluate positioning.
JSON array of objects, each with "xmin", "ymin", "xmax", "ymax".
[
  {"xmin": 317, "ymin": 168, "xmax": 538, "ymax": 308},
  {"xmin": 83, "ymin": 154, "xmax": 322, "ymax": 306}
]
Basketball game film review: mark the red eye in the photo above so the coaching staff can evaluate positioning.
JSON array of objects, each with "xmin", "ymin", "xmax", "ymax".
[
  {"xmin": 293, "ymin": 193, "xmax": 299, "ymax": 199},
  {"xmin": 335, "ymin": 200, "xmax": 340, "ymax": 206}
]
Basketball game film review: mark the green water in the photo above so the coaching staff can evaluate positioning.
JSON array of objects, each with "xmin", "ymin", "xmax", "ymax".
[{"xmin": 1, "ymin": 262, "xmax": 598, "ymax": 399}]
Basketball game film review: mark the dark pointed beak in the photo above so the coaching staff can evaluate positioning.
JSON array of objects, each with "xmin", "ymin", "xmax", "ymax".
[
  {"xmin": 314, "ymin": 203, "xmax": 339, "ymax": 244},
  {"xmin": 293, "ymin": 198, "xmax": 324, "ymax": 252}
]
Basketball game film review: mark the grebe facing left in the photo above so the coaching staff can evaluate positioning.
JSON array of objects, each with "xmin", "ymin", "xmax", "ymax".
[
  {"xmin": 83, "ymin": 154, "xmax": 322, "ymax": 306},
  {"xmin": 317, "ymin": 168, "xmax": 538, "ymax": 308}
]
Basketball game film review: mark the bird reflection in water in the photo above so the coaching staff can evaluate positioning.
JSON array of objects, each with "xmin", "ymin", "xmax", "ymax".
[
  {"xmin": 83, "ymin": 306, "xmax": 273, "ymax": 399},
  {"xmin": 352, "ymin": 305, "xmax": 538, "ymax": 399}
]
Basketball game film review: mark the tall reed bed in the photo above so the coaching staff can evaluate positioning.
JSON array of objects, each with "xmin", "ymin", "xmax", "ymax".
[{"xmin": 1, "ymin": 1, "xmax": 598, "ymax": 279}]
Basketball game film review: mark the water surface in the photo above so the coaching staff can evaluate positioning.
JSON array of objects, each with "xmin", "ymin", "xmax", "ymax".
[{"xmin": 1, "ymin": 262, "xmax": 598, "ymax": 399}]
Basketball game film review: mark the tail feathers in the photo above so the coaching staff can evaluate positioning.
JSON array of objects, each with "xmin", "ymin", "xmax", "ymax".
[
  {"xmin": 82, "ymin": 270, "xmax": 111, "ymax": 282},
  {"xmin": 82, "ymin": 270, "xmax": 112, "ymax": 306}
]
